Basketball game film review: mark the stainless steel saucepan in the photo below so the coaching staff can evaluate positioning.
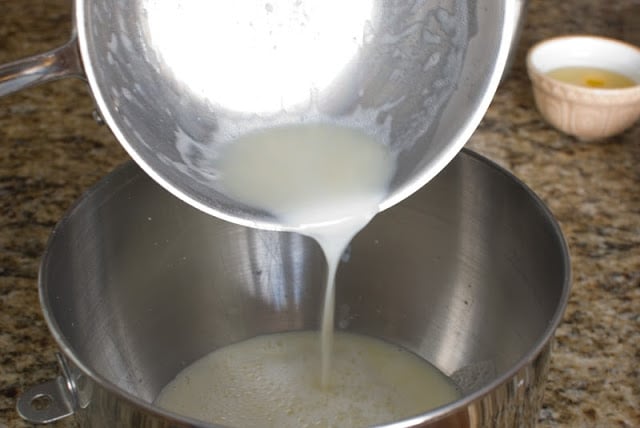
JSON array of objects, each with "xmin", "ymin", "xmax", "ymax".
[{"xmin": 0, "ymin": 0, "xmax": 517, "ymax": 229}]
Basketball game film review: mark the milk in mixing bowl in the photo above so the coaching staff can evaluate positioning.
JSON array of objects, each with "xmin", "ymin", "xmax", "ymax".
[{"xmin": 155, "ymin": 331, "xmax": 461, "ymax": 427}]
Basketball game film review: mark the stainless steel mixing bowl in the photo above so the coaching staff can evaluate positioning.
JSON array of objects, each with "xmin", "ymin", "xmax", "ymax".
[
  {"xmin": 17, "ymin": 150, "xmax": 570, "ymax": 427},
  {"xmin": 0, "ymin": 0, "xmax": 518, "ymax": 230}
]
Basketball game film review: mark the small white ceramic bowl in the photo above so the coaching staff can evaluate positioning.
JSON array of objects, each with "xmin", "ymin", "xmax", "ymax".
[{"xmin": 527, "ymin": 35, "xmax": 640, "ymax": 140}]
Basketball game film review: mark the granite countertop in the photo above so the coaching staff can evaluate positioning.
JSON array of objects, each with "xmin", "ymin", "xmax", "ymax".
[{"xmin": 1, "ymin": 1, "xmax": 639, "ymax": 426}]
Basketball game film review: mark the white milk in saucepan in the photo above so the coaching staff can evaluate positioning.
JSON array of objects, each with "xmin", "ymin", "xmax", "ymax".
[{"xmin": 155, "ymin": 124, "xmax": 461, "ymax": 426}]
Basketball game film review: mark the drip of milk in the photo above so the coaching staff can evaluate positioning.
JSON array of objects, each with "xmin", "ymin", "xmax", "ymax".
[
  {"xmin": 155, "ymin": 331, "xmax": 461, "ymax": 428},
  {"xmin": 215, "ymin": 123, "xmax": 396, "ymax": 385}
]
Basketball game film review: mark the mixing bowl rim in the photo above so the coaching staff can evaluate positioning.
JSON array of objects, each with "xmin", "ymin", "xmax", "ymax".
[{"xmin": 36, "ymin": 149, "xmax": 571, "ymax": 427}]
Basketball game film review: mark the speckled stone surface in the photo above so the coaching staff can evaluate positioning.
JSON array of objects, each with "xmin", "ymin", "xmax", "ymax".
[{"xmin": 1, "ymin": 1, "xmax": 639, "ymax": 427}]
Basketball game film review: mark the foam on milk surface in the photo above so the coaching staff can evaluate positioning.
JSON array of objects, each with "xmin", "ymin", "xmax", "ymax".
[{"xmin": 155, "ymin": 331, "xmax": 461, "ymax": 427}]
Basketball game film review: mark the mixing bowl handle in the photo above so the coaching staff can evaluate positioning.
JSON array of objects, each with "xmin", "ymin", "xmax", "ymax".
[
  {"xmin": 16, "ymin": 353, "xmax": 77, "ymax": 424},
  {"xmin": 0, "ymin": 35, "xmax": 84, "ymax": 98}
]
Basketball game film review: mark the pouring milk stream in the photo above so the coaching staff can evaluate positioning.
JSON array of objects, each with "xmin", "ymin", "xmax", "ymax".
[
  {"xmin": 212, "ymin": 125, "xmax": 395, "ymax": 385},
  {"xmin": 213, "ymin": 124, "xmax": 395, "ymax": 387}
]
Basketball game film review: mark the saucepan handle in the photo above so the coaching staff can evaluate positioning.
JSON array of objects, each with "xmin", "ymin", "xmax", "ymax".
[{"xmin": 0, "ymin": 35, "xmax": 84, "ymax": 98}]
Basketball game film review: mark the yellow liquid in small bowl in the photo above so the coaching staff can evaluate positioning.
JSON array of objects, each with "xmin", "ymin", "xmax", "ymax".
[{"xmin": 547, "ymin": 66, "xmax": 637, "ymax": 89}]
